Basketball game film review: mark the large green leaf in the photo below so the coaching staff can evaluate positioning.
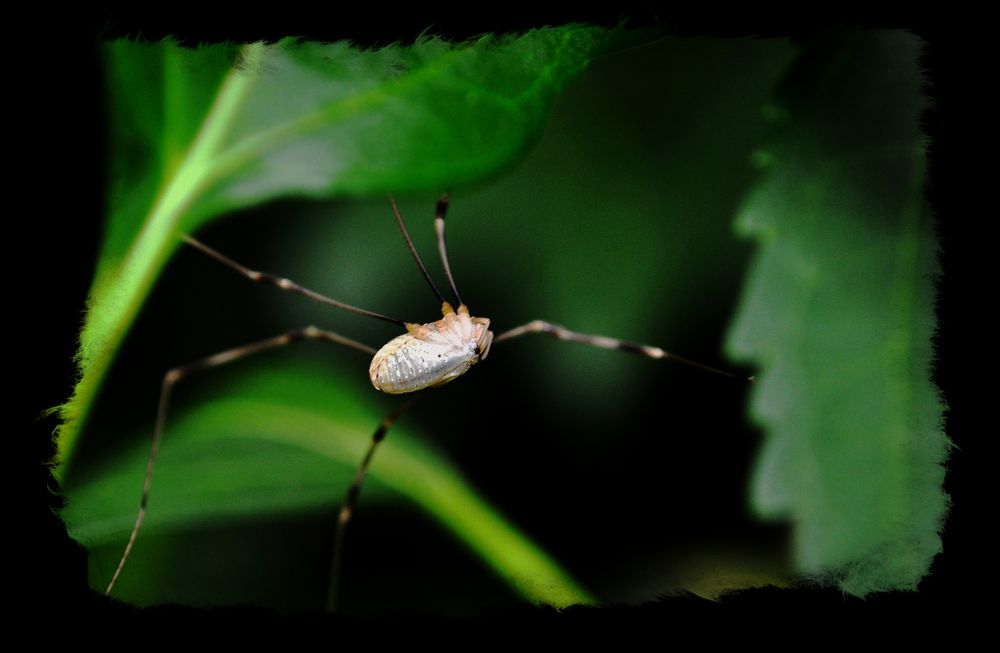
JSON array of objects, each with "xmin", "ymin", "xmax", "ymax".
[
  {"xmin": 64, "ymin": 361, "xmax": 590, "ymax": 609},
  {"xmin": 58, "ymin": 27, "xmax": 633, "ymax": 472},
  {"xmin": 726, "ymin": 30, "xmax": 947, "ymax": 595}
]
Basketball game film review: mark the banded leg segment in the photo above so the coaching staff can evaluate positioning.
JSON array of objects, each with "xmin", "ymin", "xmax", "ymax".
[
  {"xmin": 495, "ymin": 320, "xmax": 752, "ymax": 381},
  {"xmin": 327, "ymin": 399, "xmax": 415, "ymax": 613},
  {"xmin": 181, "ymin": 235, "xmax": 407, "ymax": 326},
  {"xmin": 433, "ymin": 193, "xmax": 464, "ymax": 307},
  {"xmin": 104, "ymin": 326, "xmax": 377, "ymax": 596}
]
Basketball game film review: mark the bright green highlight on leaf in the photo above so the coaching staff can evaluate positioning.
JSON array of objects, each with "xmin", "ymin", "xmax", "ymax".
[
  {"xmin": 726, "ymin": 31, "xmax": 947, "ymax": 595},
  {"xmin": 63, "ymin": 362, "xmax": 593, "ymax": 607}
]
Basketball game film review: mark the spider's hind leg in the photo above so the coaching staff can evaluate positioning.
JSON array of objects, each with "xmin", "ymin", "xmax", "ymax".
[
  {"xmin": 327, "ymin": 398, "xmax": 416, "ymax": 613},
  {"xmin": 104, "ymin": 326, "xmax": 377, "ymax": 597}
]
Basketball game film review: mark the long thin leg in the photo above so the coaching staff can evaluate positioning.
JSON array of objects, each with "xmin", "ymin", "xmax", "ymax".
[
  {"xmin": 387, "ymin": 194, "xmax": 449, "ymax": 307},
  {"xmin": 433, "ymin": 193, "xmax": 464, "ymax": 307},
  {"xmin": 181, "ymin": 234, "xmax": 408, "ymax": 327},
  {"xmin": 104, "ymin": 326, "xmax": 377, "ymax": 596},
  {"xmin": 494, "ymin": 320, "xmax": 753, "ymax": 381},
  {"xmin": 327, "ymin": 398, "xmax": 415, "ymax": 613}
]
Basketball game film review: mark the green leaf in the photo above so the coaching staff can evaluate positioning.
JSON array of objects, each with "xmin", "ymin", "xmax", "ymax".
[
  {"xmin": 726, "ymin": 30, "xmax": 947, "ymax": 595},
  {"xmin": 57, "ymin": 26, "xmax": 634, "ymax": 473},
  {"xmin": 64, "ymin": 361, "xmax": 591, "ymax": 609}
]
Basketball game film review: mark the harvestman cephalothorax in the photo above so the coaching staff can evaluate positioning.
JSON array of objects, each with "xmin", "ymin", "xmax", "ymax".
[{"xmin": 103, "ymin": 194, "xmax": 752, "ymax": 612}]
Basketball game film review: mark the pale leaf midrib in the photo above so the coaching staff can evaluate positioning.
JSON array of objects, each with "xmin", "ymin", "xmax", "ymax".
[{"xmin": 56, "ymin": 43, "xmax": 266, "ymax": 476}]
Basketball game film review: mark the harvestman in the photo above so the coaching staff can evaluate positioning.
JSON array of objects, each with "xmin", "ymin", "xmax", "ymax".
[{"xmin": 103, "ymin": 194, "xmax": 750, "ymax": 611}]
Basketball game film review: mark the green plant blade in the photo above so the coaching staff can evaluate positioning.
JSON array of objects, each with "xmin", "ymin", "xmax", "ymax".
[
  {"xmin": 62, "ymin": 361, "xmax": 592, "ymax": 608},
  {"xmin": 57, "ymin": 26, "xmax": 637, "ymax": 476},
  {"xmin": 726, "ymin": 30, "xmax": 948, "ymax": 594}
]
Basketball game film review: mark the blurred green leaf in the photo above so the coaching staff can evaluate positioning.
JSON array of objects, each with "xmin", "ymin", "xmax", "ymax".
[
  {"xmin": 64, "ymin": 361, "xmax": 592, "ymax": 608},
  {"xmin": 726, "ymin": 30, "xmax": 947, "ymax": 595}
]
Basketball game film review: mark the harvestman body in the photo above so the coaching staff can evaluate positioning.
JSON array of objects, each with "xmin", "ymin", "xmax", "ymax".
[
  {"xmin": 103, "ymin": 194, "xmax": 748, "ymax": 612},
  {"xmin": 371, "ymin": 302, "xmax": 493, "ymax": 394}
]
